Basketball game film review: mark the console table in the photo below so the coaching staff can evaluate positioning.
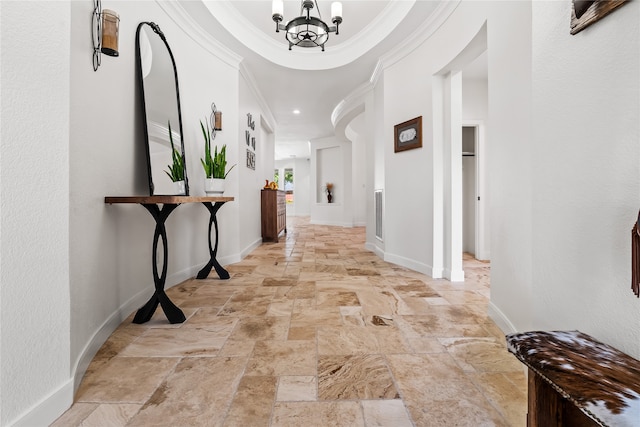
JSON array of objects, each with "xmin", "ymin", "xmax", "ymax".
[
  {"xmin": 507, "ymin": 330, "xmax": 640, "ymax": 426},
  {"xmin": 105, "ymin": 196, "xmax": 233, "ymax": 324}
]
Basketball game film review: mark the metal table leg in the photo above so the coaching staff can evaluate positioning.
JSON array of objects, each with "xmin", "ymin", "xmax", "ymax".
[
  {"xmin": 132, "ymin": 203, "xmax": 186, "ymax": 324},
  {"xmin": 196, "ymin": 201, "xmax": 230, "ymax": 280}
]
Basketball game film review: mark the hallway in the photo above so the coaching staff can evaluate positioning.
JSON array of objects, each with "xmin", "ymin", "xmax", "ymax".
[{"xmin": 53, "ymin": 217, "xmax": 526, "ymax": 426}]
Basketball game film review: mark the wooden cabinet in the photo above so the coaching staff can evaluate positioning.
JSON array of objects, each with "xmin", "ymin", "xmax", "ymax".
[{"xmin": 261, "ymin": 189, "xmax": 286, "ymax": 242}]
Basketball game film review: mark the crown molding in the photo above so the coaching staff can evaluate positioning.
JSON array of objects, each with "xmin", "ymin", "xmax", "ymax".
[
  {"xmin": 331, "ymin": 80, "xmax": 373, "ymax": 129},
  {"xmin": 370, "ymin": 0, "xmax": 461, "ymax": 83},
  {"xmin": 156, "ymin": 1, "xmax": 243, "ymax": 69},
  {"xmin": 202, "ymin": 0, "xmax": 415, "ymax": 71},
  {"xmin": 333, "ymin": 0, "xmax": 460, "ymax": 133}
]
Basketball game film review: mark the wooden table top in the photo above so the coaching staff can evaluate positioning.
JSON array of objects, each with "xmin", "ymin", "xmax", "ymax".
[
  {"xmin": 105, "ymin": 196, "xmax": 234, "ymax": 204},
  {"xmin": 507, "ymin": 330, "xmax": 640, "ymax": 426}
]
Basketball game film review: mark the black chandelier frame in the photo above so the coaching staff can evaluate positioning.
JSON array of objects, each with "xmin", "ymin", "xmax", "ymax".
[{"xmin": 273, "ymin": 0, "xmax": 342, "ymax": 51}]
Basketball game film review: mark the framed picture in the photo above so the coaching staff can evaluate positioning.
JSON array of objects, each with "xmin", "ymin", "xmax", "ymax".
[
  {"xmin": 394, "ymin": 116, "xmax": 422, "ymax": 153},
  {"xmin": 246, "ymin": 149, "xmax": 255, "ymax": 170},
  {"xmin": 571, "ymin": 0, "xmax": 627, "ymax": 35}
]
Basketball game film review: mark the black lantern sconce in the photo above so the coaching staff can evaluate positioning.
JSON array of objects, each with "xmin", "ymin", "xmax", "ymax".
[
  {"xmin": 210, "ymin": 102, "xmax": 223, "ymax": 139},
  {"xmin": 92, "ymin": 0, "xmax": 119, "ymax": 71}
]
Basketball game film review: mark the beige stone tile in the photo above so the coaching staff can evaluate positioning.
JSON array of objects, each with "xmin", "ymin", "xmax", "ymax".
[
  {"xmin": 317, "ymin": 326, "xmax": 379, "ymax": 355},
  {"xmin": 372, "ymin": 328, "xmax": 413, "ymax": 354},
  {"xmin": 317, "ymin": 291, "xmax": 360, "ymax": 307},
  {"xmin": 76, "ymin": 357, "xmax": 179, "ymax": 403},
  {"xmin": 182, "ymin": 309, "xmax": 236, "ymax": 329},
  {"xmin": 245, "ymin": 340, "xmax": 316, "ymax": 376},
  {"xmin": 468, "ymin": 372, "xmax": 527, "ymax": 427},
  {"xmin": 290, "ymin": 307, "xmax": 342, "ymax": 329},
  {"xmin": 318, "ymin": 354, "xmax": 399, "ymax": 400},
  {"xmin": 267, "ymin": 300, "xmax": 294, "ymax": 316},
  {"xmin": 356, "ymin": 288, "xmax": 405, "ymax": 317},
  {"xmin": 424, "ymin": 296, "xmax": 451, "ymax": 305},
  {"xmin": 230, "ymin": 316, "xmax": 289, "ymax": 341},
  {"xmin": 50, "ymin": 403, "xmax": 98, "ymax": 426},
  {"xmin": 288, "ymin": 326, "xmax": 316, "ymax": 340},
  {"xmin": 396, "ymin": 309, "xmax": 490, "ymax": 338},
  {"xmin": 78, "ymin": 404, "xmax": 141, "ymax": 426},
  {"xmin": 439, "ymin": 290, "xmax": 488, "ymax": 305},
  {"xmin": 263, "ymin": 277, "xmax": 297, "ymax": 286},
  {"xmin": 392, "ymin": 281, "xmax": 441, "ymax": 298},
  {"xmin": 119, "ymin": 327, "xmax": 227, "ymax": 357},
  {"xmin": 440, "ymin": 337, "xmax": 523, "ymax": 373},
  {"xmin": 276, "ymin": 376, "xmax": 317, "ymax": 401},
  {"xmin": 405, "ymin": 394, "xmax": 510, "ymax": 427},
  {"xmin": 281, "ymin": 281, "xmax": 316, "ymax": 299},
  {"xmin": 62, "ymin": 218, "xmax": 527, "ymax": 426},
  {"xmin": 271, "ymin": 402, "xmax": 365, "ymax": 427},
  {"xmin": 405, "ymin": 336, "xmax": 447, "ymax": 353},
  {"xmin": 128, "ymin": 357, "xmax": 247, "ymax": 426},
  {"xmin": 340, "ymin": 306, "xmax": 367, "ymax": 326},
  {"xmin": 252, "ymin": 264, "xmax": 287, "ymax": 277},
  {"xmin": 223, "ymin": 376, "xmax": 277, "ymax": 427},
  {"xmin": 219, "ymin": 338, "xmax": 256, "ymax": 357},
  {"xmin": 361, "ymin": 399, "xmax": 413, "ymax": 427},
  {"xmin": 386, "ymin": 353, "xmax": 467, "ymax": 388}
]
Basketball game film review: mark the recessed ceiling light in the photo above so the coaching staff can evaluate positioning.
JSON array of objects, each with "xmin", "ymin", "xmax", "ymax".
[{"xmin": 293, "ymin": 109, "xmax": 301, "ymax": 115}]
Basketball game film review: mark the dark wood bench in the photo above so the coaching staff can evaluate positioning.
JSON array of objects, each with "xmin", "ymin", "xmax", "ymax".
[{"xmin": 506, "ymin": 330, "xmax": 640, "ymax": 426}]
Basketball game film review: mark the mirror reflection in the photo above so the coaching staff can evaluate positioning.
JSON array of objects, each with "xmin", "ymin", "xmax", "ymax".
[{"xmin": 136, "ymin": 22, "xmax": 189, "ymax": 195}]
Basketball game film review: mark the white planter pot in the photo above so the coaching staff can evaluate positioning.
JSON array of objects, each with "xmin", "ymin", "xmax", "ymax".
[
  {"xmin": 173, "ymin": 180, "xmax": 186, "ymax": 195},
  {"xmin": 204, "ymin": 178, "xmax": 225, "ymax": 195}
]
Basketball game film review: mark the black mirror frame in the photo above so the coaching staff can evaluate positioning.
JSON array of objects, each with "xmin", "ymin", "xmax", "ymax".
[{"xmin": 135, "ymin": 21, "xmax": 189, "ymax": 196}]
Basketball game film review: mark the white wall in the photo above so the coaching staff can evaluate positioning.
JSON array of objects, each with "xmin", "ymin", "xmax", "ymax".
[
  {"xmin": 346, "ymin": 115, "xmax": 368, "ymax": 226},
  {"xmin": 310, "ymin": 136, "xmax": 354, "ymax": 226},
  {"xmin": 0, "ymin": 1, "xmax": 270, "ymax": 425},
  {"xmin": 530, "ymin": 1, "xmax": 640, "ymax": 357},
  {"xmin": 381, "ymin": 3, "xmax": 496, "ymax": 277},
  {"xmin": 238, "ymin": 72, "xmax": 274, "ymax": 256},
  {"xmin": 0, "ymin": 2, "xmax": 71, "ymax": 425},
  {"xmin": 275, "ymin": 158, "xmax": 311, "ymax": 216}
]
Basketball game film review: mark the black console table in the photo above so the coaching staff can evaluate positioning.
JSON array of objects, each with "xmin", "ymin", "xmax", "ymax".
[{"xmin": 105, "ymin": 196, "xmax": 233, "ymax": 324}]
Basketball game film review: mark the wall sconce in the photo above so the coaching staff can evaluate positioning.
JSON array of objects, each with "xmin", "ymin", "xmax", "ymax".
[
  {"xmin": 210, "ymin": 103, "xmax": 222, "ymax": 139},
  {"xmin": 92, "ymin": 0, "xmax": 119, "ymax": 71}
]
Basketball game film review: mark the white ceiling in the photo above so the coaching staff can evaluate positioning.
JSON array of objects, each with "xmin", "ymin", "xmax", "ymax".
[{"xmin": 181, "ymin": 1, "xmax": 486, "ymax": 160}]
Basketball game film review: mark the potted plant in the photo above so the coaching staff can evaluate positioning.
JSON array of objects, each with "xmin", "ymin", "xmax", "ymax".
[
  {"xmin": 164, "ymin": 121, "xmax": 186, "ymax": 195},
  {"xmin": 201, "ymin": 119, "xmax": 235, "ymax": 195}
]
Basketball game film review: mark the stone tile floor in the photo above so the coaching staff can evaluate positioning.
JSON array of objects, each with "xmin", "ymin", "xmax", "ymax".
[{"xmin": 52, "ymin": 217, "xmax": 527, "ymax": 426}]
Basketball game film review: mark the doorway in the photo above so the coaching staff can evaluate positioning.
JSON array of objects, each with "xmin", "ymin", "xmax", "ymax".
[
  {"xmin": 462, "ymin": 126, "xmax": 476, "ymax": 256},
  {"xmin": 461, "ymin": 123, "xmax": 488, "ymax": 261}
]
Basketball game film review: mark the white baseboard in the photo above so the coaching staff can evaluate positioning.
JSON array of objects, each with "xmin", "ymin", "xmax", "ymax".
[
  {"xmin": 444, "ymin": 268, "xmax": 465, "ymax": 282},
  {"xmin": 431, "ymin": 266, "xmax": 444, "ymax": 279},
  {"xmin": 239, "ymin": 238, "xmax": 262, "ymax": 260},
  {"xmin": 384, "ymin": 252, "xmax": 432, "ymax": 276},
  {"xmin": 365, "ymin": 241, "xmax": 385, "ymax": 259},
  {"xmin": 487, "ymin": 302, "xmax": 518, "ymax": 335},
  {"xmin": 9, "ymin": 378, "xmax": 73, "ymax": 427},
  {"xmin": 309, "ymin": 219, "xmax": 354, "ymax": 227}
]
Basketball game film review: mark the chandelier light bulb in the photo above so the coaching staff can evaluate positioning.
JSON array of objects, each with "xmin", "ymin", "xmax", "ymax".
[{"xmin": 331, "ymin": 2, "xmax": 342, "ymax": 22}]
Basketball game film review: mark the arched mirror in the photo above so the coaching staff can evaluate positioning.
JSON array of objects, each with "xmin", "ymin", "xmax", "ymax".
[{"xmin": 136, "ymin": 22, "xmax": 189, "ymax": 195}]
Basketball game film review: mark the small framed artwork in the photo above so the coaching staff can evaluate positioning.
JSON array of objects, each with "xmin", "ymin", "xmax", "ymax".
[
  {"xmin": 571, "ymin": 0, "xmax": 627, "ymax": 35},
  {"xmin": 394, "ymin": 116, "xmax": 422, "ymax": 153},
  {"xmin": 246, "ymin": 149, "xmax": 255, "ymax": 170}
]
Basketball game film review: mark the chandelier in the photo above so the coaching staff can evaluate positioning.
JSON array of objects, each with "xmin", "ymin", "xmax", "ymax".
[{"xmin": 272, "ymin": 0, "xmax": 343, "ymax": 51}]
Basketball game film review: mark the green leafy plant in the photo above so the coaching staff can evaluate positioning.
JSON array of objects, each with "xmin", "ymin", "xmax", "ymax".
[
  {"xmin": 165, "ymin": 121, "xmax": 185, "ymax": 182},
  {"xmin": 200, "ymin": 119, "xmax": 235, "ymax": 179}
]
